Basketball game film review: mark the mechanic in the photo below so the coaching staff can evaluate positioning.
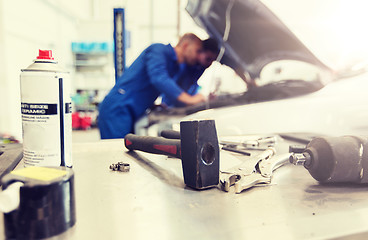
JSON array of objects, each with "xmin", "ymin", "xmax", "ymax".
[
  {"xmin": 98, "ymin": 33, "xmax": 206, "ymax": 139},
  {"xmin": 161, "ymin": 38, "xmax": 220, "ymax": 108}
]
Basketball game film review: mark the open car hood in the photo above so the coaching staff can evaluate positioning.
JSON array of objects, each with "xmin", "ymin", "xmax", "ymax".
[{"xmin": 186, "ymin": 0, "xmax": 329, "ymax": 79}]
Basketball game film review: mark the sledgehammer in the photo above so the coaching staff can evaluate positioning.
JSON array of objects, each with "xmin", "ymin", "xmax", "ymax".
[{"xmin": 124, "ymin": 120, "xmax": 220, "ymax": 190}]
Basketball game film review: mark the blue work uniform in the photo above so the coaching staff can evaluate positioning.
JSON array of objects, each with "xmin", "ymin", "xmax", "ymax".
[
  {"xmin": 98, "ymin": 43, "xmax": 185, "ymax": 139},
  {"xmin": 161, "ymin": 64, "xmax": 205, "ymax": 108}
]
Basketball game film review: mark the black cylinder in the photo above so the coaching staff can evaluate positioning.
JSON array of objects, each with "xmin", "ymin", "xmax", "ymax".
[
  {"xmin": 1, "ymin": 166, "xmax": 76, "ymax": 239},
  {"xmin": 304, "ymin": 136, "xmax": 368, "ymax": 183}
]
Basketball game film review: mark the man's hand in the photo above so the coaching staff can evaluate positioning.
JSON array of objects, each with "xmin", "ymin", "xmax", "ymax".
[{"xmin": 177, "ymin": 92, "xmax": 206, "ymax": 105}]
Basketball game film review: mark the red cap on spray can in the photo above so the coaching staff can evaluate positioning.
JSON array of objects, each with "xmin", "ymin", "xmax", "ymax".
[{"xmin": 36, "ymin": 50, "xmax": 54, "ymax": 60}]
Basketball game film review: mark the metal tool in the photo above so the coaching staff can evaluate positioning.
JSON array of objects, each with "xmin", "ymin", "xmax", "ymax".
[
  {"xmin": 234, "ymin": 153, "xmax": 291, "ymax": 193},
  {"xmin": 110, "ymin": 162, "xmax": 130, "ymax": 172},
  {"xmin": 220, "ymin": 136, "xmax": 276, "ymax": 150},
  {"xmin": 220, "ymin": 148, "xmax": 275, "ymax": 192},
  {"xmin": 221, "ymin": 146, "xmax": 251, "ymax": 156},
  {"xmin": 289, "ymin": 136, "xmax": 368, "ymax": 184},
  {"xmin": 124, "ymin": 120, "xmax": 220, "ymax": 190},
  {"xmin": 220, "ymin": 147, "xmax": 290, "ymax": 193}
]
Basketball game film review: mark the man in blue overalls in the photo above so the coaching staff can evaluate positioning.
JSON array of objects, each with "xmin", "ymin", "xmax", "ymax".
[
  {"xmin": 98, "ymin": 33, "xmax": 205, "ymax": 139},
  {"xmin": 161, "ymin": 38, "xmax": 219, "ymax": 108}
]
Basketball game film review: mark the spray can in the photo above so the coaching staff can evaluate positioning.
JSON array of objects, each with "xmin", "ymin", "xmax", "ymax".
[{"xmin": 20, "ymin": 50, "xmax": 72, "ymax": 167}]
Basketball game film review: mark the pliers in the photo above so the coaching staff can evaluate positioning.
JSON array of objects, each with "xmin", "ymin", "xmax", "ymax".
[{"xmin": 220, "ymin": 148, "xmax": 290, "ymax": 193}]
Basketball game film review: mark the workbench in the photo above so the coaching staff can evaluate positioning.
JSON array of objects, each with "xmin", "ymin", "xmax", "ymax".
[{"xmin": 2, "ymin": 137, "xmax": 368, "ymax": 239}]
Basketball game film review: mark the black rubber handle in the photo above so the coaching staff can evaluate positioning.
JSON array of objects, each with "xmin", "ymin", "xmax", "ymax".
[
  {"xmin": 124, "ymin": 134, "xmax": 181, "ymax": 158},
  {"xmin": 160, "ymin": 130, "xmax": 181, "ymax": 139}
]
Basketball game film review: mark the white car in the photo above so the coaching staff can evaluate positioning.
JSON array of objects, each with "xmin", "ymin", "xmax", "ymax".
[
  {"xmin": 138, "ymin": 0, "xmax": 368, "ymax": 139},
  {"xmin": 182, "ymin": 71, "xmax": 368, "ymax": 137}
]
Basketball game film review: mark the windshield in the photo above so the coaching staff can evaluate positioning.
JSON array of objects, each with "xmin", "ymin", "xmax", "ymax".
[{"xmin": 258, "ymin": 60, "xmax": 332, "ymax": 86}]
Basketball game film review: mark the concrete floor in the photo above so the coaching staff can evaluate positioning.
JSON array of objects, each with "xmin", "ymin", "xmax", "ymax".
[{"xmin": 72, "ymin": 128, "xmax": 101, "ymax": 143}]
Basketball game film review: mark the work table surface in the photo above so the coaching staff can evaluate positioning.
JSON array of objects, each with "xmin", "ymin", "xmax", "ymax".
[{"xmin": 2, "ymin": 138, "xmax": 368, "ymax": 239}]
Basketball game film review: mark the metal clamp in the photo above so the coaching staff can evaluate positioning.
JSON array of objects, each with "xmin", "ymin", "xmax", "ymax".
[
  {"xmin": 110, "ymin": 162, "xmax": 130, "ymax": 172},
  {"xmin": 220, "ymin": 147, "xmax": 275, "ymax": 192},
  {"xmin": 234, "ymin": 153, "xmax": 291, "ymax": 193},
  {"xmin": 220, "ymin": 148, "xmax": 290, "ymax": 193}
]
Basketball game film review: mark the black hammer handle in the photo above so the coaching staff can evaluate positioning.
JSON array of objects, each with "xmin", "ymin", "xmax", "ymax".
[
  {"xmin": 124, "ymin": 134, "xmax": 181, "ymax": 158},
  {"xmin": 160, "ymin": 130, "xmax": 180, "ymax": 139}
]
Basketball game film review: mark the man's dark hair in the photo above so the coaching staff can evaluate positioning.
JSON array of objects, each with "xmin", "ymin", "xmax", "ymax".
[
  {"xmin": 202, "ymin": 38, "xmax": 220, "ymax": 55},
  {"xmin": 177, "ymin": 33, "xmax": 202, "ymax": 46}
]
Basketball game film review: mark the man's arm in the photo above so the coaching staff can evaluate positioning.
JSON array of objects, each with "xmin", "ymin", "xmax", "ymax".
[
  {"xmin": 177, "ymin": 92, "xmax": 206, "ymax": 105},
  {"xmin": 146, "ymin": 45, "xmax": 206, "ymax": 106},
  {"xmin": 146, "ymin": 45, "xmax": 185, "ymax": 100}
]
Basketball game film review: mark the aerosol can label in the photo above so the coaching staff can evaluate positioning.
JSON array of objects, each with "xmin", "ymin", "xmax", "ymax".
[{"xmin": 20, "ymin": 50, "xmax": 72, "ymax": 167}]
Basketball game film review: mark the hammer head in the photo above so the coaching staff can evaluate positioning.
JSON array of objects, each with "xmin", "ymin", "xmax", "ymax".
[{"xmin": 180, "ymin": 120, "xmax": 219, "ymax": 189}]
